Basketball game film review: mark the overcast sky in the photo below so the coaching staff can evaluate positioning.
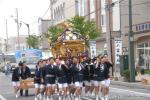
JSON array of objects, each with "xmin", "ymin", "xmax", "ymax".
[{"xmin": 0, "ymin": 0, "xmax": 50, "ymax": 39}]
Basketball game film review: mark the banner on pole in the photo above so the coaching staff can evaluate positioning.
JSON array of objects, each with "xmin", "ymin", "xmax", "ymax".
[
  {"xmin": 89, "ymin": 41, "xmax": 96, "ymax": 59},
  {"xmin": 114, "ymin": 39, "xmax": 122, "ymax": 64}
]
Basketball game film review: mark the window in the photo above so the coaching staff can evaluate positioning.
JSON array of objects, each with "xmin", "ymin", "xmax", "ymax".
[
  {"xmin": 142, "ymin": 24, "xmax": 144, "ymax": 30},
  {"xmin": 84, "ymin": 0, "xmax": 87, "ymax": 15},
  {"xmin": 138, "ymin": 43, "xmax": 144, "ymax": 48},
  {"xmin": 57, "ymin": 6, "xmax": 60, "ymax": 20},
  {"xmin": 90, "ymin": 0, "xmax": 96, "ymax": 19},
  {"xmin": 136, "ymin": 26, "xmax": 138, "ymax": 31},
  {"xmin": 101, "ymin": 15, "xmax": 104, "ymax": 26},
  {"xmin": 145, "ymin": 24, "xmax": 148, "ymax": 29},
  {"xmin": 62, "ymin": 2, "xmax": 65, "ymax": 18},
  {"xmin": 138, "ymin": 49, "xmax": 144, "ymax": 66},
  {"xmin": 139, "ymin": 25, "xmax": 141, "ymax": 31},
  {"xmin": 81, "ymin": 0, "xmax": 85, "ymax": 16},
  {"xmin": 145, "ymin": 43, "xmax": 149, "ymax": 47},
  {"xmin": 137, "ymin": 42, "xmax": 150, "ymax": 69}
]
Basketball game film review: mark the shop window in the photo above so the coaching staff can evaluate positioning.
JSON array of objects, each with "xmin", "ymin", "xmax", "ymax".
[
  {"xmin": 145, "ymin": 43, "xmax": 149, "ymax": 47},
  {"xmin": 138, "ymin": 43, "xmax": 144, "ymax": 48},
  {"xmin": 138, "ymin": 49, "xmax": 144, "ymax": 66}
]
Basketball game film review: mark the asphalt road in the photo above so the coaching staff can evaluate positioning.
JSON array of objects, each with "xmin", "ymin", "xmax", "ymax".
[{"xmin": 0, "ymin": 72, "xmax": 150, "ymax": 100}]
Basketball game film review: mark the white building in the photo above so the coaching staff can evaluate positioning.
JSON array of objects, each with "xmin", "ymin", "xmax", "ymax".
[
  {"xmin": 38, "ymin": 19, "xmax": 53, "ymax": 35},
  {"xmin": 50, "ymin": 0, "xmax": 78, "ymax": 25}
]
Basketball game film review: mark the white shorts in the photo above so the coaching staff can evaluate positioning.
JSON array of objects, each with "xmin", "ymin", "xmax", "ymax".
[
  {"xmin": 104, "ymin": 79, "xmax": 110, "ymax": 87},
  {"xmin": 40, "ymin": 84, "xmax": 45, "ymax": 89},
  {"xmin": 74, "ymin": 82, "xmax": 83, "ymax": 87},
  {"xmin": 35, "ymin": 84, "xmax": 45, "ymax": 89},
  {"xmin": 68, "ymin": 83, "xmax": 74, "ymax": 87},
  {"xmin": 84, "ymin": 81, "xmax": 91, "ymax": 86},
  {"xmin": 47, "ymin": 84, "xmax": 55, "ymax": 87},
  {"xmin": 92, "ymin": 80, "xmax": 105, "ymax": 87},
  {"xmin": 12, "ymin": 81, "xmax": 20, "ymax": 87},
  {"xmin": 58, "ymin": 83, "xmax": 68, "ymax": 88},
  {"xmin": 90, "ymin": 80, "xmax": 95, "ymax": 85}
]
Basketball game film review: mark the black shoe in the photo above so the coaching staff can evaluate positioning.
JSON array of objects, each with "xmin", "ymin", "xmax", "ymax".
[{"xmin": 20, "ymin": 89, "xmax": 23, "ymax": 96}]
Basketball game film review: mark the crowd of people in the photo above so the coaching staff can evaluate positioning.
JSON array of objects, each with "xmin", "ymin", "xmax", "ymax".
[{"xmin": 12, "ymin": 55, "xmax": 112, "ymax": 100}]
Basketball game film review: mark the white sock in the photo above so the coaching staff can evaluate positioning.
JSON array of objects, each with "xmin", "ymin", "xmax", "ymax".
[
  {"xmin": 74, "ymin": 96, "xmax": 78, "ymax": 100},
  {"xmin": 46, "ymin": 96, "xmax": 49, "ymax": 100},
  {"xmin": 58, "ymin": 96, "xmax": 61, "ymax": 100},
  {"xmin": 96, "ymin": 95, "xmax": 99, "ymax": 100}
]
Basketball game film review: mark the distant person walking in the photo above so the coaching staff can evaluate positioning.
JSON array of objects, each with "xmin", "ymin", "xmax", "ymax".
[{"xmin": 5, "ymin": 62, "xmax": 11, "ymax": 75}]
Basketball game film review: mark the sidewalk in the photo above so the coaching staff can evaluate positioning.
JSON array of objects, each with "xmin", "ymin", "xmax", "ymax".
[{"xmin": 111, "ymin": 80, "xmax": 150, "ymax": 90}]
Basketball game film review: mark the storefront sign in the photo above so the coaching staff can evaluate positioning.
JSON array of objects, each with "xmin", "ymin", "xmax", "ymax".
[{"xmin": 115, "ymin": 39, "xmax": 122, "ymax": 64}]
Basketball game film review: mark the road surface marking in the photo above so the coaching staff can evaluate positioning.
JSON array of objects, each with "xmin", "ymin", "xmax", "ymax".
[
  {"xmin": 110, "ymin": 87, "xmax": 150, "ymax": 97},
  {"xmin": 0, "ymin": 94, "xmax": 7, "ymax": 100},
  {"xmin": 82, "ymin": 96, "xmax": 93, "ymax": 100}
]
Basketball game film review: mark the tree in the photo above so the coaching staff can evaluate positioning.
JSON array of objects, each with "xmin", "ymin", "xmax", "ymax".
[
  {"xmin": 43, "ymin": 26, "xmax": 64, "ymax": 44},
  {"xmin": 43, "ymin": 16, "xmax": 101, "ymax": 47},
  {"xmin": 26, "ymin": 35, "xmax": 39, "ymax": 49},
  {"xmin": 68, "ymin": 15, "xmax": 101, "ymax": 44}
]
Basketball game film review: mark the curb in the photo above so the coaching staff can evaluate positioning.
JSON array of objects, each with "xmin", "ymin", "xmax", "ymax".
[{"xmin": 111, "ymin": 80, "xmax": 150, "ymax": 90}]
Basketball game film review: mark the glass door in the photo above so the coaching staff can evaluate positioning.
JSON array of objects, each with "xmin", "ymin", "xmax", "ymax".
[
  {"xmin": 138, "ymin": 49, "xmax": 144, "ymax": 67},
  {"xmin": 137, "ymin": 42, "xmax": 150, "ymax": 69}
]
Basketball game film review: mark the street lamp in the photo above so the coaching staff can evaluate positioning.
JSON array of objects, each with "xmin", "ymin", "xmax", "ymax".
[
  {"xmin": 11, "ymin": 15, "xmax": 31, "ymax": 49},
  {"xmin": 20, "ymin": 21, "xmax": 31, "ymax": 49}
]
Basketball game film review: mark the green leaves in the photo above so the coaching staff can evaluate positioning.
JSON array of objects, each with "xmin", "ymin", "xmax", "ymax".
[
  {"xmin": 68, "ymin": 15, "xmax": 101, "ymax": 40},
  {"xmin": 45, "ymin": 15, "xmax": 101, "ymax": 46},
  {"xmin": 26, "ymin": 35, "xmax": 39, "ymax": 49},
  {"xmin": 46, "ymin": 26, "xmax": 64, "ymax": 43}
]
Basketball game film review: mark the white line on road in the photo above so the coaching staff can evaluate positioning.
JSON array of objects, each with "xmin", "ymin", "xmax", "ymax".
[
  {"xmin": 82, "ymin": 96, "xmax": 93, "ymax": 100},
  {"xmin": 110, "ymin": 87, "xmax": 150, "ymax": 97},
  {"xmin": 0, "ymin": 94, "xmax": 7, "ymax": 100}
]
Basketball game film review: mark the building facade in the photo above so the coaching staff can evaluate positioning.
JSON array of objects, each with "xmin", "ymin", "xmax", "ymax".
[
  {"xmin": 78, "ymin": 0, "xmax": 121, "ymax": 58},
  {"xmin": 78, "ymin": 0, "xmax": 120, "ymax": 32},
  {"xmin": 50, "ymin": 0, "xmax": 78, "ymax": 25},
  {"xmin": 120, "ymin": 0, "xmax": 150, "ymax": 69},
  {"xmin": 38, "ymin": 19, "xmax": 53, "ymax": 50}
]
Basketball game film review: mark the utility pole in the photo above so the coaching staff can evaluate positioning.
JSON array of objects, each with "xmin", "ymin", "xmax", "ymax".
[
  {"xmin": 27, "ymin": 24, "xmax": 30, "ymax": 49},
  {"xmin": 128, "ymin": 0, "xmax": 135, "ymax": 82},
  {"xmin": 16, "ymin": 8, "xmax": 20, "ymax": 50},
  {"xmin": 5, "ymin": 19, "xmax": 8, "ymax": 52},
  {"xmin": 106, "ymin": 0, "xmax": 114, "ymax": 76}
]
